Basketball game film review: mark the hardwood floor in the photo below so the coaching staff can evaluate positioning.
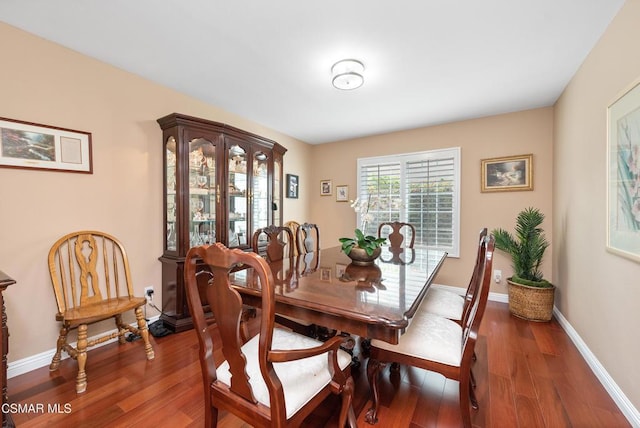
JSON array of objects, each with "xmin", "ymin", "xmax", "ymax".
[{"xmin": 8, "ymin": 302, "xmax": 629, "ymax": 427}]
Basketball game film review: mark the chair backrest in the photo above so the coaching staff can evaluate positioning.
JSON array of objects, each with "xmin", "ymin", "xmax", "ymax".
[
  {"xmin": 184, "ymin": 243, "xmax": 284, "ymax": 421},
  {"xmin": 252, "ymin": 225, "xmax": 294, "ymax": 262},
  {"xmin": 283, "ymin": 220, "xmax": 300, "ymax": 256},
  {"xmin": 48, "ymin": 231, "xmax": 135, "ymax": 315},
  {"xmin": 460, "ymin": 234, "xmax": 495, "ymax": 363},
  {"xmin": 296, "ymin": 222, "xmax": 320, "ymax": 254},
  {"xmin": 459, "ymin": 228, "xmax": 488, "ymax": 325},
  {"xmin": 377, "ymin": 221, "xmax": 416, "ymax": 248}
]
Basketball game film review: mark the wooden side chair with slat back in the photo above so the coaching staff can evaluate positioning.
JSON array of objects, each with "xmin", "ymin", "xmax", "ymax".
[
  {"xmin": 366, "ymin": 234, "xmax": 495, "ymax": 427},
  {"xmin": 47, "ymin": 231, "xmax": 154, "ymax": 393},
  {"xmin": 184, "ymin": 243, "xmax": 357, "ymax": 428}
]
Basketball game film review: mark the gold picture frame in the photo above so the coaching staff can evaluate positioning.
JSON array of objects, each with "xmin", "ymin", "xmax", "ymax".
[
  {"xmin": 336, "ymin": 184, "xmax": 348, "ymax": 202},
  {"xmin": 481, "ymin": 154, "xmax": 533, "ymax": 192}
]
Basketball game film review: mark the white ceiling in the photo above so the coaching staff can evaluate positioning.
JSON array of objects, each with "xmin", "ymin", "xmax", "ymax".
[{"xmin": 0, "ymin": 1, "xmax": 626, "ymax": 144}]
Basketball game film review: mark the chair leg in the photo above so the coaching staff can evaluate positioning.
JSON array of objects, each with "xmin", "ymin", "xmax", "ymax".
[
  {"xmin": 470, "ymin": 367, "xmax": 477, "ymax": 388},
  {"xmin": 75, "ymin": 324, "xmax": 88, "ymax": 393},
  {"xmin": 469, "ymin": 378, "xmax": 479, "ymax": 409},
  {"xmin": 459, "ymin": 372, "xmax": 472, "ymax": 428},
  {"xmin": 115, "ymin": 314, "xmax": 127, "ymax": 344},
  {"xmin": 365, "ymin": 358, "xmax": 385, "ymax": 425},
  {"xmin": 134, "ymin": 307, "xmax": 155, "ymax": 360},
  {"xmin": 49, "ymin": 325, "xmax": 68, "ymax": 371},
  {"xmin": 338, "ymin": 375, "xmax": 356, "ymax": 428}
]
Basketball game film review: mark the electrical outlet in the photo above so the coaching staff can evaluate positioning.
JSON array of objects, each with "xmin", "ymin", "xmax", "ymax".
[
  {"xmin": 493, "ymin": 270, "xmax": 502, "ymax": 283},
  {"xmin": 144, "ymin": 286, "xmax": 154, "ymax": 302}
]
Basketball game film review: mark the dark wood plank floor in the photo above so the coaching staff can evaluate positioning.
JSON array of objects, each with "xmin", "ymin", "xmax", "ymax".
[{"xmin": 7, "ymin": 302, "xmax": 629, "ymax": 427}]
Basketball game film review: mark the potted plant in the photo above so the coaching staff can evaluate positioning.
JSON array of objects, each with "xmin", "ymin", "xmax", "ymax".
[
  {"xmin": 339, "ymin": 228, "xmax": 386, "ymax": 266},
  {"xmin": 492, "ymin": 207, "xmax": 555, "ymax": 321}
]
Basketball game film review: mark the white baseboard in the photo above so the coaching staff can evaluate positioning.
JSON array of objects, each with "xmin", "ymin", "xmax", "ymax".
[
  {"xmin": 8, "ymin": 315, "xmax": 160, "ymax": 379},
  {"xmin": 430, "ymin": 283, "xmax": 640, "ymax": 427},
  {"xmin": 552, "ymin": 308, "xmax": 640, "ymax": 427}
]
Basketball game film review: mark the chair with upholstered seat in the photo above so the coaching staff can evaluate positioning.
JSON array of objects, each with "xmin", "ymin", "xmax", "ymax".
[
  {"xmin": 283, "ymin": 220, "xmax": 301, "ymax": 256},
  {"xmin": 377, "ymin": 221, "xmax": 415, "ymax": 248},
  {"xmin": 184, "ymin": 243, "xmax": 356, "ymax": 427},
  {"xmin": 366, "ymin": 234, "xmax": 495, "ymax": 427},
  {"xmin": 296, "ymin": 222, "xmax": 320, "ymax": 254},
  {"xmin": 47, "ymin": 231, "xmax": 155, "ymax": 393},
  {"xmin": 252, "ymin": 225, "xmax": 295, "ymax": 262},
  {"xmin": 420, "ymin": 228, "xmax": 488, "ymax": 323},
  {"xmin": 253, "ymin": 225, "xmax": 315, "ymax": 336}
]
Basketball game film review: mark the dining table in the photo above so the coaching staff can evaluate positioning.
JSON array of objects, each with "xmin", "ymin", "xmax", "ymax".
[{"xmin": 229, "ymin": 245, "xmax": 448, "ymax": 346}]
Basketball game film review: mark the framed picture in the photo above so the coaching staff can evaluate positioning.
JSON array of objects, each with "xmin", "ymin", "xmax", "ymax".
[
  {"xmin": 320, "ymin": 267, "xmax": 332, "ymax": 282},
  {"xmin": 607, "ymin": 79, "xmax": 640, "ymax": 262},
  {"xmin": 336, "ymin": 184, "xmax": 348, "ymax": 202},
  {"xmin": 480, "ymin": 154, "xmax": 533, "ymax": 192},
  {"xmin": 320, "ymin": 179, "xmax": 332, "ymax": 196},
  {"xmin": 286, "ymin": 174, "xmax": 298, "ymax": 198},
  {"xmin": 0, "ymin": 117, "xmax": 92, "ymax": 173}
]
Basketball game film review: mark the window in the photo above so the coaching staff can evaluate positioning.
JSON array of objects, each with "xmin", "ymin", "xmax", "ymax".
[{"xmin": 356, "ymin": 147, "xmax": 460, "ymax": 257}]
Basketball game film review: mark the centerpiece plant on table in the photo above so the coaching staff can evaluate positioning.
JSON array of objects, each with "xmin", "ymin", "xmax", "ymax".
[{"xmin": 339, "ymin": 196, "xmax": 387, "ymax": 265}]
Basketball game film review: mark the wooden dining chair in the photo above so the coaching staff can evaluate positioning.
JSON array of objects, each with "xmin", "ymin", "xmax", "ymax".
[
  {"xmin": 377, "ymin": 221, "xmax": 415, "ymax": 248},
  {"xmin": 420, "ymin": 228, "xmax": 488, "ymax": 323},
  {"xmin": 47, "ymin": 231, "xmax": 155, "ymax": 393},
  {"xmin": 252, "ymin": 225, "xmax": 295, "ymax": 262},
  {"xmin": 365, "ymin": 234, "xmax": 495, "ymax": 427},
  {"xmin": 184, "ymin": 243, "xmax": 357, "ymax": 428},
  {"xmin": 296, "ymin": 222, "xmax": 320, "ymax": 254}
]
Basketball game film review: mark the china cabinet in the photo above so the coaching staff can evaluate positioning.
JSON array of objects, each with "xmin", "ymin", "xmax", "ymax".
[{"xmin": 157, "ymin": 113, "xmax": 286, "ymax": 331}]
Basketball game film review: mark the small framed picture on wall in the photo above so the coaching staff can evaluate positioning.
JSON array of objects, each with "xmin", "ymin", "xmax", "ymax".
[
  {"xmin": 286, "ymin": 174, "xmax": 298, "ymax": 198},
  {"xmin": 320, "ymin": 179, "xmax": 332, "ymax": 196},
  {"xmin": 336, "ymin": 185, "xmax": 348, "ymax": 202}
]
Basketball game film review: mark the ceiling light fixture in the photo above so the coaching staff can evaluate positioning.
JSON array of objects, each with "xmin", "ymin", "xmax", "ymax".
[{"xmin": 331, "ymin": 59, "xmax": 364, "ymax": 90}]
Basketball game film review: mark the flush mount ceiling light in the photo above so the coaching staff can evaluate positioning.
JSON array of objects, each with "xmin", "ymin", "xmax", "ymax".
[{"xmin": 331, "ymin": 59, "xmax": 364, "ymax": 90}]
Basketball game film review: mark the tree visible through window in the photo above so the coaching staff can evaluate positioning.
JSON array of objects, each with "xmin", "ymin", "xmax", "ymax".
[{"xmin": 356, "ymin": 148, "xmax": 460, "ymax": 257}]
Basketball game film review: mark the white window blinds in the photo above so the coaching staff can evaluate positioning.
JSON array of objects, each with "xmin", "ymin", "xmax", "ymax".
[{"xmin": 356, "ymin": 148, "xmax": 460, "ymax": 257}]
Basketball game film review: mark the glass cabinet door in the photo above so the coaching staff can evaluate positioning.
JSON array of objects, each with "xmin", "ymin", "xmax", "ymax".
[
  {"xmin": 273, "ymin": 154, "xmax": 282, "ymax": 226},
  {"xmin": 253, "ymin": 150, "xmax": 270, "ymax": 236},
  {"xmin": 188, "ymin": 138, "xmax": 217, "ymax": 247},
  {"xmin": 165, "ymin": 136, "xmax": 178, "ymax": 252},
  {"xmin": 228, "ymin": 144, "xmax": 248, "ymax": 248}
]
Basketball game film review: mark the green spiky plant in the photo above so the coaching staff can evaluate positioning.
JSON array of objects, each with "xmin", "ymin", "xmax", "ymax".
[
  {"xmin": 492, "ymin": 207, "xmax": 552, "ymax": 288},
  {"xmin": 339, "ymin": 228, "xmax": 387, "ymax": 256}
]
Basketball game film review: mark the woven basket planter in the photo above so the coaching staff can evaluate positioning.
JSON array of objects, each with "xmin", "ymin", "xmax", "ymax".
[{"xmin": 507, "ymin": 279, "xmax": 555, "ymax": 322}]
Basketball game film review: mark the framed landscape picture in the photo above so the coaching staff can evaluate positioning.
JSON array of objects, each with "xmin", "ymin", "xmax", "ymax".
[
  {"xmin": 607, "ymin": 79, "xmax": 640, "ymax": 262},
  {"xmin": 481, "ymin": 154, "xmax": 533, "ymax": 192},
  {"xmin": 0, "ymin": 117, "xmax": 92, "ymax": 173}
]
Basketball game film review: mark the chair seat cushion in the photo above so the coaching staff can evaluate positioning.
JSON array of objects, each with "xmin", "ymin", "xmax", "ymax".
[
  {"xmin": 62, "ymin": 296, "xmax": 146, "ymax": 324},
  {"xmin": 419, "ymin": 287, "xmax": 464, "ymax": 321},
  {"xmin": 371, "ymin": 312, "xmax": 462, "ymax": 367},
  {"xmin": 216, "ymin": 328, "xmax": 352, "ymax": 419}
]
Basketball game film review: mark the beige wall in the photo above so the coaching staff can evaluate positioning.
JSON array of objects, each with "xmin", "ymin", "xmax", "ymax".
[
  {"xmin": 554, "ymin": 0, "xmax": 640, "ymax": 410},
  {"xmin": 309, "ymin": 108, "xmax": 554, "ymax": 290},
  {"xmin": 0, "ymin": 23, "xmax": 310, "ymax": 361}
]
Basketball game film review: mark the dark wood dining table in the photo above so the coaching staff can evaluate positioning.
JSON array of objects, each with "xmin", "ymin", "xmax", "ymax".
[{"xmin": 229, "ymin": 245, "xmax": 447, "ymax": 345}]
